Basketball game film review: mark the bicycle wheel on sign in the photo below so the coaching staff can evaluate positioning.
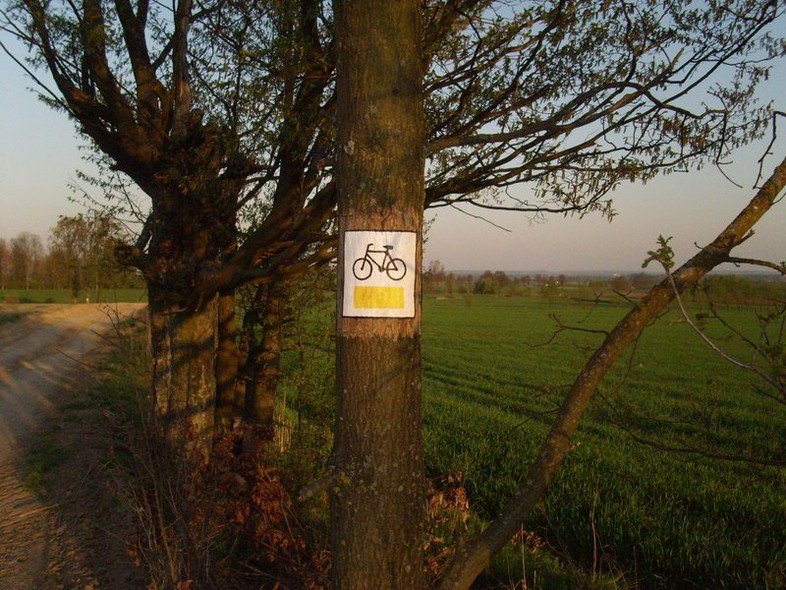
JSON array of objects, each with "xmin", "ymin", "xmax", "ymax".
[
  {"xmin": 352, "ymin": 257, "xmax": 374, "ymax": 280},
  {"xmin": 385, "ymin": 258, "xmax": 407, "ymax": 281}
]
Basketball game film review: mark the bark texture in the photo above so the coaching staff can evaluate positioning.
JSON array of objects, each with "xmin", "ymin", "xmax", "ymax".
[
  {"xmin": 215, "ymin": 290, "xmax": 241, "ymax": 433},
  {"xmin": 149, "ymin": 288, "xmax": 218, "ymax": 468},
  {"xmin": 332, "ymin": 336, "xmax": 425, "ymax": 588},
  {"xmin": 244, "ymin": 282, "xmax": 286, "ymax": 433}
]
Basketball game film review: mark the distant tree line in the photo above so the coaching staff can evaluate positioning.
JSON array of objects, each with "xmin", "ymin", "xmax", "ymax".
[
  {"xmin": 422, "ymin": 261, "xmax": 559, "ymax": 297},
  {"xmin": 0, "ymin": 213, "xmax": 143, "ymax": 299},
  {"xmin": 692, "ymin": 274, "xmax": 786, "ymax": 306},
  {"xmin": 423, "ymin": 260, "xmax": 655, "ymax": 299},
  {"xmin": 423, "ymin": 260, "xmax": 785, "ymax": 305}
]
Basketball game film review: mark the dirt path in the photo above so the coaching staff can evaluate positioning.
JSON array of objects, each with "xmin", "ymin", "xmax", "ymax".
[{"xmin": 0, "ymin": 303, "xmax": 145, "ymax": 590}]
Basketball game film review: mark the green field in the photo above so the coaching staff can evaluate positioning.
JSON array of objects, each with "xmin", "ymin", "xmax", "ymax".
[
  {"xmin": 0, "ymin": 288, "xmax": 147, "ymax": 304},
  {"xmin": 418, "ymin": 295, "xmax": 785, "ymax": 589}
]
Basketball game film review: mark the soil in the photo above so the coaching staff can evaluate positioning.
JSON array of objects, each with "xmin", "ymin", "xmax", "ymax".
[{"xmin": 0, "ymin": 303, "xmax": 147, "ymax": 590}]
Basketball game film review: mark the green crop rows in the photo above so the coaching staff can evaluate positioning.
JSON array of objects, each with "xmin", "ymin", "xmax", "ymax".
[
  {"xmin": 421, "ymin": 295, "xmax": 785, "ymax": 588},
  {"xmin": 283, "ymin": 293, "xmax": 785, "ymax": 587},
  {"xmin": 281, "ymin": 293, "xmax": 785, "ymax": 587}
]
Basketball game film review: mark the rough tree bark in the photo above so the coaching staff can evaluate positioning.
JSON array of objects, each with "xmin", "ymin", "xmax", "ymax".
[
  {"xmin": 148, "ymin": 288, "xmax": 218, "ymax": 469},
  {"xmin": 243, "ymin": 281, "xmax": 287, "ymax": 436},
  {"xmin": 436, "ymin": 153, "xmax": 786, "ymax": 590},
  {"xmin": 331, "ymin": 0, "xmax": 427, "ymax": 587},
  {"xmin": 215, "ymin": 289, "xmax": 241, "ymax": 433},
  {"xmin": 141, "ymin": 170, "xmax": 240, "ymax": 465}
]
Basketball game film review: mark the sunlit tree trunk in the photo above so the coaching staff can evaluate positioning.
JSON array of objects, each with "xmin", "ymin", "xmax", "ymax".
[
  {"xmin": 148, "ymin": 287, "xmax": 218, "ymax": 469},
  {"xmin": 144, "ymin": 184, "xmax": 232, "ymax": 468},
  {"xmin": 331, "ymin": 0, "xmax": 426, "ymax": 586}
]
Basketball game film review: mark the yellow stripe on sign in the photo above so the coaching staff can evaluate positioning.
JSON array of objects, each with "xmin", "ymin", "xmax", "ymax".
[{"xmin": 354, "ymin": 286, "xmax": 405, "ymax": 309}]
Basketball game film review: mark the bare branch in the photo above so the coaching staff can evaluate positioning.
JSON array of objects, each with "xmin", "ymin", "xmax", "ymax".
[
  {"xmin": 615, "ymin": 419, "xmax": 785, "ymax": 467},
  {"xmin": 726, "ymin": 257, "xmax": 786, "ymax": 274},
  {"xmin": 171, "ymin": 0, "xmax": 193, "ymax": 137},
  {"xmin": 663, "ymin": 264, "xmax": 786, "ymax": 395}
]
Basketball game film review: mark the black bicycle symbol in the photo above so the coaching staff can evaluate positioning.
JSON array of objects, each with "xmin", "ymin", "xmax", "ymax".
[{"xmin": 352, "ymin": 244, "xmax": 407, "ymax": 281}]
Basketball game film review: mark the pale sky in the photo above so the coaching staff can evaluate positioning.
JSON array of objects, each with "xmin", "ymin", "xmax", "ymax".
[{"xmin": 1, "ymin": 49, "xmax": 784, "ymax": 274}]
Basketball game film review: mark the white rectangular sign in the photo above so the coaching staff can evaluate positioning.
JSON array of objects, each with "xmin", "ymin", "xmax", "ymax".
[{"xmin": 342, "ymin": 230, "xmax": 416, "ymax": 318}]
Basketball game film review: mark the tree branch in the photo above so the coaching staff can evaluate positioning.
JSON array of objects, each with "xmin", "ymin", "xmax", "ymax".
[{"xmin": 171, "ymin": 0, "xmax": 193, "ymax": 138}]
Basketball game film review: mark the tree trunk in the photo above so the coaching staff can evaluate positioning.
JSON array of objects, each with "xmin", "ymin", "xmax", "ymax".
[
  {"xmin": 215, "ymin": 289, "xmax": 241, "ymax": 434},
  {"xmin": 244, "ymin": 281, "xmax": 285, "ymax": 438},
  {"xmin": 142, "ymin": 167, "xmax": 241, "ymax": 461},
  {"xmin": 332, "ymin": 0, "xmax": 426, "ymax": 587},
  {"xmin": 148, "ymin": 285, "xmax": 218, "ymax": 469}
]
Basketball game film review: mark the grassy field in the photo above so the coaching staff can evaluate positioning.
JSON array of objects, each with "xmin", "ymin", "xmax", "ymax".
[
  {"xmin": 419, "ymin": 295, "xmax": 785, "ymax": 589},
  {"xmin": 276, "ymin": 292, "xmax": 784, "ymax": 587},
  {"xmin": 0, "ymin": 288, "xmax": 146, "ymax": 304}
]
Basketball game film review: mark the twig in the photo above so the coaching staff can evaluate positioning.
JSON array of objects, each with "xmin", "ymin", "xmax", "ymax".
[
  {"xmin": 297, "ymin": 467, "xmax": 337, "ymax": 503},
  {"xmin": 725, "ymin": 256, "xmax": 786, "ymax": 274},
  {"xmin": 55, "ymin": 348, "xmax": 101, "ymax": 370},
  {"xmin": 663, "ymin": 265, "xmax": 785, "ymax": 395}
]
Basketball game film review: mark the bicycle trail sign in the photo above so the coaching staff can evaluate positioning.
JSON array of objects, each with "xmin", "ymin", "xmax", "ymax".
[{"xmin": 342, "ymin": 230, "xmax": 416, "ymax": 318}]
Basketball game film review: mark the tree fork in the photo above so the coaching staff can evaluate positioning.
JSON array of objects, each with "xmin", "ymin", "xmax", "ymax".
[{"xmin": 331, "ymin": 0, "xmax": 426, "ymax": 587}]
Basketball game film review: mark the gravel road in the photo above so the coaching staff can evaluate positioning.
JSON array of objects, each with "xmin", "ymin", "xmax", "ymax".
[{"xmin": 0, "ymin": 303, "xmax": 145, "ymax": 589}]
